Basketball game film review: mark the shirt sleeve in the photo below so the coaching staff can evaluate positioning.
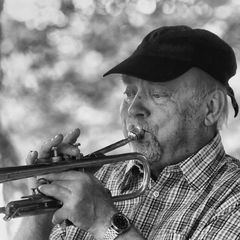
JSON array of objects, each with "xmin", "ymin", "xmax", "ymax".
[
  {"xmin": 193, "ymin": 204, "xmax": 240, "ymax": 240},
  {"xmin": 49, "ymin": 224, "xmax": 93, "ymax": 240},
  {"xmin": 49, "ymin": 224, "xmax": 66, "ymax": 240}
]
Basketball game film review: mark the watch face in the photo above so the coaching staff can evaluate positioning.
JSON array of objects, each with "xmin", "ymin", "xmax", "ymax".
[{"xmin": 112, "ymin": 213, "xmax": 130, "ymax": 231}]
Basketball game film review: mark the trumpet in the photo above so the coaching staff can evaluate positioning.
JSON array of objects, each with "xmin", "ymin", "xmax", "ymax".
[{"xmin": 0, "ymin": 128, "xmax": 150, "ymax": 221}]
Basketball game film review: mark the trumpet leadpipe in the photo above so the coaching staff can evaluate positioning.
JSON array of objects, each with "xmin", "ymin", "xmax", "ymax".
[{"xmin": 89, "ymin": 127, "xmax": 145, "ymax": 156}]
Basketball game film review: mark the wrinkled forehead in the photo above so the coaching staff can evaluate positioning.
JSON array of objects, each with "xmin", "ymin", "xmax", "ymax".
[
  {"xmin": 121, "ymin": 74, "xmax": 170, "ymax": 88},
  {"xmin": 121, "ymin": 70, "xmax": 199, "ymax": 92}
]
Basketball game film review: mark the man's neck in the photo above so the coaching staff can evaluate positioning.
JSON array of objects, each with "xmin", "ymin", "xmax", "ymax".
[{"xmin": 150, "ymin": 129, "xmax": 218, "ymax": 180}]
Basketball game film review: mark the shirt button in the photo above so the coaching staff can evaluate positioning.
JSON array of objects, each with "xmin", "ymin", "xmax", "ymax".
[{"xmin": 153, "ymin": 191, "xmax": 159, "ymax": 198}]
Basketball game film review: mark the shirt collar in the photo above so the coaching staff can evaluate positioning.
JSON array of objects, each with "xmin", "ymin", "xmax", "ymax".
[
  {"xmin": 179, "ymin": 133, "xmax": 226, "ymax": 191},
  {"xmin": 124, "ymin": 133, "xmax": 226, "ymax": 191}
]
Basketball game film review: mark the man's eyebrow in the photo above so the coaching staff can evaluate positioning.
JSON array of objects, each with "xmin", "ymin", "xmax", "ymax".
[
  {"xmin": 121, "ymin": 75, "xmax": 173, "ymax": 92},
  {"xmin": 148, "ymin": 82, "xmax": 169, "ymax": 90}
]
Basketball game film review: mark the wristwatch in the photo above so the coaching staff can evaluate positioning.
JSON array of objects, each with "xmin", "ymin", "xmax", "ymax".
[{"xmin": 103, "ymin": 213, "xmax": 131, "ymax": 240}]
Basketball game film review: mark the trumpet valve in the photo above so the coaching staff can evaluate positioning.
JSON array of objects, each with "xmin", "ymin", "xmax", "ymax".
[{"xmin": 51, "ymin": 147, "xmax": 63, "ymax": 162}]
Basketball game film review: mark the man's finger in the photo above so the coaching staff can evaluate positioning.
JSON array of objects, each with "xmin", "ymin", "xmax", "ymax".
[
  {"xmin": 58, "ymin": 144, "xmax": 81, "ymax": 157},
  {"xmin": 39, "ymin": 171, "xmax": 88, "ymax": 182},
  {"xmin": 38, "ymin": 183, "xmax": 70, "ymax": 200},
  {"xmin": 39, "ymin": 134, "xmax": 64, "ymax": 158},
  {"xmin": 62, "ymin": 128, "xmax": 81, "ymax": 144},
  {"xmin": 52, "ymin": 208, "xmax": 68, "ymax": 225},
  {"xmin": 26, "ymin": 151, "xmax": 38, "ymax": 165}
]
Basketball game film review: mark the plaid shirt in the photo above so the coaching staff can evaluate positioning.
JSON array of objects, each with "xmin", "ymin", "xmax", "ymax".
[{"xmin": 50, "ymin": 134, "xmax": 240, "ymax": 239}]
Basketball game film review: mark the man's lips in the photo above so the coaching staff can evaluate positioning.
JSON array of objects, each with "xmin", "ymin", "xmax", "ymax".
[
  {"xmin": 128, "ymin": 128, "xmax": 154, "ymax": 145},
  {"xmin": 128, "ymin": 126, "xmax": 145, "ymax": 140},
  {"xmin": 127, "ymin": 124, "xmax": 154, "ymax": 136}
]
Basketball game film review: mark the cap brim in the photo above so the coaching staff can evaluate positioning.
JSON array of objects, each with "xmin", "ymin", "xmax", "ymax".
[{"xmin": 103, "ymin": 55, "xmax": 192, "ymax": 82}]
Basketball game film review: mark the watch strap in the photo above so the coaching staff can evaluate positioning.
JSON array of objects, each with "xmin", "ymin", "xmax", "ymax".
[
  {"xmin": 103, "ymin": 227, "xmax": 119, "ymax": 240},
  {"xmin": 103, "ymin": 213, "xmax": 131, "ymax": 240}
]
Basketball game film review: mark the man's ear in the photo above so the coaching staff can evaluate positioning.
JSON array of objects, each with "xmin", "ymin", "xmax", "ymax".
[{"xmin": 204, "ymin": 90, "xmax": 226, "ymax": 126}]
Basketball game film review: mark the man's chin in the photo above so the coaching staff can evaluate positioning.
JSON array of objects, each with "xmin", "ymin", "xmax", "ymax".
[
  {"xmin": 131, "ymin": 144, "xmax": 162, "ymax": 164},
  {"xmin": 130, "ymin": 142, "xmax": 147, "ymax": 152}
]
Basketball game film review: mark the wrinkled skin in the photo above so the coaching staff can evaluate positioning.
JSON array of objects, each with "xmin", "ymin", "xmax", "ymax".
[{"xmin": 120, "ymin": 68, "xmax": 215, "ymax": 178}]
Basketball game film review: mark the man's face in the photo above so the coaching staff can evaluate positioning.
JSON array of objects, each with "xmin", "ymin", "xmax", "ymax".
[{"xmin": 120, "ymin": 69, "xmax": 206, "ymax": 175}]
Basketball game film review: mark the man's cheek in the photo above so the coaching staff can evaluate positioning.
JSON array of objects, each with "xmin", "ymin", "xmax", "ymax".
[
  {"xmin": 120, "ymin": 101, "xmax": 129, "ymax": 138},
  {"xmin": 121, "ymin": 119, "xmax": 128, "ymax": 138}
]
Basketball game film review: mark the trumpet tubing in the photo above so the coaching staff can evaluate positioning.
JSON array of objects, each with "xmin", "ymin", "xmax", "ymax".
[{"xmin": 0, "ymin": 128, "xmax": 150, "ymax": 221}]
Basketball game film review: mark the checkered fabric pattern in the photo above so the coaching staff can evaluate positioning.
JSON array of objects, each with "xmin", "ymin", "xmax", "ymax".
[
  {"xmin": 50, "ymin": 134, "xmax": 240, "ymax": 240},
  {"xmin": 103, "ymin": 228, "xmax": 119, "ymax": 240}
]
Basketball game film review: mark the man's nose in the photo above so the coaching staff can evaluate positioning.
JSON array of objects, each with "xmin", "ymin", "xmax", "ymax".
[{"xmin": 128, "ymin": 94, "xmax": 150, "ymax": 118}]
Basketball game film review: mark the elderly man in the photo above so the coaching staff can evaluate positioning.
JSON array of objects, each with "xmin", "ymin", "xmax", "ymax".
[{"xmin": 15, "ymin": 26, "xmax": 240, "ymax": 240}]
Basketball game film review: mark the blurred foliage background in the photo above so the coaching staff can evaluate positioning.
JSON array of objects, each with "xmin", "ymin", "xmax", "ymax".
[{"xmin": 0, "ymin": 0, "xmax": 240, "ymax": 239}]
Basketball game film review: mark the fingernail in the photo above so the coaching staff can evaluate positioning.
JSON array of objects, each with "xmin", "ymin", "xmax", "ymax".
[
  {"xmin": 38, "ymin": 185, "xmax": 47, "ymax": 194},
  {"xmin": 38, "ymin": 185, "xmax": 43, "ymax": 192},
  {"xmin": 30, "ymin": 151, "xmax": 35, "ymax": 157}
]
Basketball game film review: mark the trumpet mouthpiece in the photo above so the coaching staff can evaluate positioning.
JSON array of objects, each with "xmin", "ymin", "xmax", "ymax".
[{"xmin": 128, "ymin": 126, "xmax": 145, "ymax": 140}]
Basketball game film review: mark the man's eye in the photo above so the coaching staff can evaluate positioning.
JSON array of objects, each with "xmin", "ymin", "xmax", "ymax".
[
  {"xmin": 151, "ymin": 92, "xmax": 168, "ymax": 98},
  {"xmin": 152, "ymin": 93, "xmax": 161, "ymax": 98},
  {"xmin": 151, "ymin": 91, "xmax": 170, "ymax": 104}
]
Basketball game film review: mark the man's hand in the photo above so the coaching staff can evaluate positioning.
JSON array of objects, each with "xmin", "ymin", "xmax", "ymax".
[
  {"xmin": 26, "ymin": 128, "xmax": 82, "ymax": 165},
  {"xmin": 25, "ymin": 128, "xmax": 82, "ymax": 193},
  {"xmin": 38, "ymin": 171, "xmax": 118, "ymax": 239},
  {"xmin": 13, "ymin": 128, "xmax": 83, "ymax": 240},
  {"xmin": 25, "ymin": 127, "xmax": 118, "ymax": 239}
]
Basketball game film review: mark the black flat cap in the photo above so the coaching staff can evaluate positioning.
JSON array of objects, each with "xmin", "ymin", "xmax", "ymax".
[{"xmin": 103, "ymin": 25, "xmax": 238, "ymax": 117}]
